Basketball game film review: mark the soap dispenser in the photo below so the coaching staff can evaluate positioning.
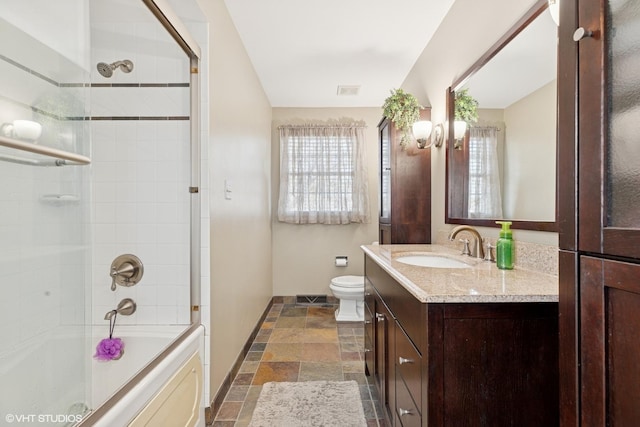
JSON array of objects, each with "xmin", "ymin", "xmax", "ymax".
[{"xmin": 496, "ymin": 221, "xmax": 514, "ymax": 270}]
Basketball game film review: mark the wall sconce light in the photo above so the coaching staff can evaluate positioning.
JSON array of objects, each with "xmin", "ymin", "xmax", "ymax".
[
  {"xmin": 453, "ymin": 120, "xmax": 467, "ymax": 149},
  {"xmin": 412, "ymin": 121, "xmax": 444, "ymax": 149},
  {"xmin": 548, "ymin": 0, "xmax": 559, "ymax": 26}
]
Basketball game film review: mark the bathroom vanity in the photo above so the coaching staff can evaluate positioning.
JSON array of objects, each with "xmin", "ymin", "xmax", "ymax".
[{"xmin": 362, "ymin": 244, "xmax": 559, "ymax": 427}]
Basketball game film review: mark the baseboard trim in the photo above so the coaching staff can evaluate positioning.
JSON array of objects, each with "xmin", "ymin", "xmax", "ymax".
[{"xmin": 207, "ymin": 297, "xmax": 275, "ymax": 424}]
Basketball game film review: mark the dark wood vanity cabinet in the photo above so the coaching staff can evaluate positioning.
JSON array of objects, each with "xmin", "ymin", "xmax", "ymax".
[
  {"xmin": 364, "ymin": 255, "xmax": 559, "ymax": 426},
  {"xmin": 378, "ymin": 111, "xmax": 431, "ymax": 245}
]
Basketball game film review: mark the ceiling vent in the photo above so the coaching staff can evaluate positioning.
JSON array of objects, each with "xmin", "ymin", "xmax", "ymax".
[{"xmin": 337, "ymin": 85, "xmax": 360, "ymax": 96}]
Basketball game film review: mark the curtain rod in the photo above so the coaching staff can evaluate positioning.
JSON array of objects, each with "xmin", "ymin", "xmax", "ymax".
[
  {"xmin": 470, "ymin": 125, "xmax": 501, "ymax": 132},
  {"xmin": 278, "ymin": 123, "xmax": 367, "ymax": 130}
]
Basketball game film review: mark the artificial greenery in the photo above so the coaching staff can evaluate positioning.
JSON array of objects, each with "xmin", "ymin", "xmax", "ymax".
[
  {"xmin": 454, "ymin": 89, "xmax": 479, "ymax": 124},
  {"xmin": 382, "ymin": 89, "xmax": 422, "ymax": 149}
]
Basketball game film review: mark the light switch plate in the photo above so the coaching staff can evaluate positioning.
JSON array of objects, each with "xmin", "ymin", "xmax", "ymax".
[{"xmin": 224, "ymin": 179, "xmax": 232, "ymax": 200}]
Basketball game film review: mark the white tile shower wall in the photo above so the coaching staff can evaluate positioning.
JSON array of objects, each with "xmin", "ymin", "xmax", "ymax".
[
  {"xmin": 90, "ymin": 9, "xmax": 193, "ymax": 327},
  {"xmin": 91, "ymin": 119, "xmax": 191, "ymax": 326}
]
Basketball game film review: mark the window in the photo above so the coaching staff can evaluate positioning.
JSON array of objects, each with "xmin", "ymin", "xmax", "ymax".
[
  {"xmin": 467, "ymin": 126, "xmax": 503, "ymax": 219},
  {"xmin": 277, "ymin": 124, "xmax": 370, "ymax": 224}
]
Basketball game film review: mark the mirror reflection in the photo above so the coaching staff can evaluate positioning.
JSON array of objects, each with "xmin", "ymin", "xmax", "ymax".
[{"xmin": 447, "ymin": 6, "xmax": 557, "ymax": 228}]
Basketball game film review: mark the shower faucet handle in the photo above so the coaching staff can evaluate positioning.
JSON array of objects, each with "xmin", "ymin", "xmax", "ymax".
[
  {"xmin": 110, "ymin": 262, "xmax": 134, "ymax": 291},
  {"xmin": 109, "ymin": 254, "xmax": 144, "ymax": 291}
]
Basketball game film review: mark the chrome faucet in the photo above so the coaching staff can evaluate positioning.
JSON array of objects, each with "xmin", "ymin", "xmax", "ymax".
[{"xmin": 448, "ymin": 225, "xmax": 485, "ymax": 259}]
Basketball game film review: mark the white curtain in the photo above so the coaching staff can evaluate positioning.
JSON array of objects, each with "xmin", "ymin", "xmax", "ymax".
[
  {"xmin": 468, "ymin": 127, "xmax": 503, "ymax": 218},
  {"xmin": 277, "ymin": 124, "xmax": 370, "ymax": 224}
]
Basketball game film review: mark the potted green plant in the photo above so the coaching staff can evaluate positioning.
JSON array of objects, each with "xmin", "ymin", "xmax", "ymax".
[
  {"xmin": 454, "ymin": 88, "xmax": 479, "ymax": 123},
  {"xmin": 452, "ymin": 89, "xmax": 479, "ymax": 148},
  {"xmin": 382, "ymin": 89, "xmax": 422, "ymax": 149}
]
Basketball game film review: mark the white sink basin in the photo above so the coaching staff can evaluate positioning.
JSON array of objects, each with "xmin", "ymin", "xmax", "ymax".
[{"xmin": 395, "ymin": 254, "xmax": 472, "ymax": 269}]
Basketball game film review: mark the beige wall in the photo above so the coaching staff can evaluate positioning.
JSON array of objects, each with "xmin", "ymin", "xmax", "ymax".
[
  {"xmin": 402, "ymin": 0, "xmax": 558, "ymax": 246},
  {"xmin": 271, "ymin": 108, "xmax": 381, "ymax": 296},
  {"xmin": 503, "ymin": 80, "xmax": 557, "ymax": 220},
  {"xmin": 197, "ymin": 0, "xmax": 273, "ymax": 399}
]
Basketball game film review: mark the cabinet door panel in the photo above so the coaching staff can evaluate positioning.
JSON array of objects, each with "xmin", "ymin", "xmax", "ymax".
[
  {"xmin": 374, "ymin": 295, "xmax": 394, "ymax": 422},
  {"xmin": 580, "ymin": 256, "xmax": 640, "ymax": 427},
  {"xmin": 441, "ymin": 305, "xmax": 558, "ymax": 426},
  {"xmin": 577, "ymin": 0, "xmax": 640, "ymax": 256},
  {"xmin": 364, "ymin": 302, "xmax": 374, "ymax": 377}
]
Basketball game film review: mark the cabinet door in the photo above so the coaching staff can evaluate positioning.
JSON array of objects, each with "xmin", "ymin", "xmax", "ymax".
[
  {"xmin": 364, "ymin": 280, "xmax": 375, "ymax": 377},
  {"xmin": 374, "ymin": 295, "xmax": 395, "ymax": 422},
  {"xmin": 580, "ymin": 257, "xmax": 640, "ymax": 426},
  {"xmin": 577, "ymin": 0, "xmax": 640, "ymax": 257}
]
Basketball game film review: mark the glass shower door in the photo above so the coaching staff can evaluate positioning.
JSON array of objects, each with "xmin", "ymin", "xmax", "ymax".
[{"xmin": 0, "ymin": 1, "xmax": 92, "ymax": 423}]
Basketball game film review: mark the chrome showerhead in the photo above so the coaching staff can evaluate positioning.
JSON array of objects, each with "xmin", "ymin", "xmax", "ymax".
[
  {"xmin": 96, "ymin": 59, "xmax": 134, "ymax": 78},
  {"xmin": 96, "ymin": 62, "xmax": 114, "ymax": 78}
]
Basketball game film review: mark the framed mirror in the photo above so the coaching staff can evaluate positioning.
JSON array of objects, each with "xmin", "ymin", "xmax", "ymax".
[{"xmin": 446, "ymin": 0, "xmax": 558, "ymax": 232}]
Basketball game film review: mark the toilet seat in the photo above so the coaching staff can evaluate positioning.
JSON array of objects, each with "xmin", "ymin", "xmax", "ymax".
[{"xmin": 330, "ymin": 275, "xmax": 364, "ymax": 288}]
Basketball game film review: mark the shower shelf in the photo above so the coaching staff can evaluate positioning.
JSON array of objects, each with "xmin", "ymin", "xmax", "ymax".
[{"xmin": 0, "ymin": 134, "xmax": 91, "ymax": 166}]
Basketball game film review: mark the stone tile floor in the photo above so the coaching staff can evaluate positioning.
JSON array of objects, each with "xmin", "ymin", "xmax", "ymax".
[{"xmin": 212, "ymin": 303, "xmax": 386, "ymax": 426}]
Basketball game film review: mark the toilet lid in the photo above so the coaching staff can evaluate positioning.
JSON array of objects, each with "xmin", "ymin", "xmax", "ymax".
[{"xmin": 331, "ymin": 275, "xmax": 364, "ymax": 288}]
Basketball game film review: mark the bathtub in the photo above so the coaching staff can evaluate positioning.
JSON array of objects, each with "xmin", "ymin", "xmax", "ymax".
[{"xmin": 81, "ymin": 324, "xmax": 204, "ymax": 426}]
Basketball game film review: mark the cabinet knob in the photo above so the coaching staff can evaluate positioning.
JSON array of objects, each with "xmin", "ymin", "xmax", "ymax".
[
  {"xmin": 376, "ymin": 313, "xmax": 385, "ymax": 321},
  {"xmin": 573, "ymin": 27, "xmax": 594, "ymax": 41},
  {"xmin": 398, "ymin": 356, "xmax": 414, "ymax": 365},
  {"xmin": 364, "ymin": 348, "xmax": 372, "ymax": 353},
  {"xmin": 364, "ymin": 320, "xmax": 372, "ymax": 324},
  {"xmin": 398, "ymin": 408, "xmax": 413, "ymax": 417}
]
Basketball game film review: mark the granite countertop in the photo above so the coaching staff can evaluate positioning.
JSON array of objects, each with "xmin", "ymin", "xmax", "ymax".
[{"xmin": 361, "ymin": 244, "xmax": 559, "ymax": 303}]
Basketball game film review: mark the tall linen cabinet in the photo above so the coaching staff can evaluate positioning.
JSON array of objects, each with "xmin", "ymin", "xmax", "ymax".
[
  {"xmin": 378, "ymin": 109, "xmax": 431, "ymax": 244},
  {"xmin": 558, "ymin": 0, "xmax": 640, "ymax": 425}
]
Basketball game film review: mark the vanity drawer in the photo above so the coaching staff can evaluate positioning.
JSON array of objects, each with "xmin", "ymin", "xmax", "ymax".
[
  {"xmin": 395, "ymin": 373, "xmax": 421, "ymax": 427},
  {"xmin": 395, "ymin": 323, "xmax": 422, "ymax": 408},
  {"xmin": 365, "ymin": 256, "xmax": 425, "ymax": 352},
  {"xmin": 392, "ymin": 288, "xmax": 423, "ymax": 353}
]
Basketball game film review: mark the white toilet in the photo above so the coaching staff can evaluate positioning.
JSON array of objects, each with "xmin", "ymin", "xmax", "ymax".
[{"xmin": 329, "ymin": 275, "xmax": 365, "ymax": 322}]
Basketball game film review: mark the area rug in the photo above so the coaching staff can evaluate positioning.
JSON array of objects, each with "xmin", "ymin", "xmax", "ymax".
[{"xmin": 248, "ymin": 380, "xmax": 367, "ymax": 427}]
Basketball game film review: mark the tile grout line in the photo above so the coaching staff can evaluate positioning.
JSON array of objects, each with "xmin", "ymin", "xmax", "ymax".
[{"xmin": 213, "ymin": 303, "xmax": 381, "ymax": 426}]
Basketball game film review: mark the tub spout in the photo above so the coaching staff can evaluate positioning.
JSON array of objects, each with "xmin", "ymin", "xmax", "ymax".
[
  {"xmin": 104, "ymin": 309, "xmax": 117, "ymax": 321},
  {"xmin": 104, "ymin": 298, "xmax": 137, "ymax": 320}
]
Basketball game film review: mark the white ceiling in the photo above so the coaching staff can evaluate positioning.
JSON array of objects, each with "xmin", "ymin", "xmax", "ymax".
[
  {"xmin": 222, "ymin": 0, "xmax": 455, "ymax": 108},
  {"xmin": 167, "ymin": 1, "xmax": 558, "ymax": 110}
]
